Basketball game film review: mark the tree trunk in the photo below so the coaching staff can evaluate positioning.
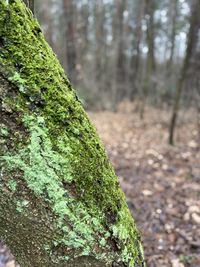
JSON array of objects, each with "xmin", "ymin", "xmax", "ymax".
[
  {"xmin": 129, "ymin": 0, "xmax": 144, "ymax": 101},
  {"xmin": 94, "ymin": 1, "xmax": 105, "ymax": 99},
  {"xmin": 114, "ymin": 0, "xmax": 127, "ymax": 107},
  {"xmin": 167, "ymin": 0, "xmax": 178, "ymax": 74},
  {"xmin": 140, "ymin": 0, "xmax": 156, "ymax": 119},
  {"xmin": 39, "ymin": 0, "xmax": 54, "ymax": 50},
  {"xmin": 168, "ymin": 0, "xmax": 200, "ymax": 145},
  {"xmin": 0, "ymin": 1, "xmax": 145, "ymax": 267},
  {"xmin": 62, "ymin": 0, "xmax": 77, "ymax": 85}
]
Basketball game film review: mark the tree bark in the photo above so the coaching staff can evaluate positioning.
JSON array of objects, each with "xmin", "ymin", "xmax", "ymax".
[{"xmin": 0, "ymin": 1, "xmax": 145, "ymax": 266}]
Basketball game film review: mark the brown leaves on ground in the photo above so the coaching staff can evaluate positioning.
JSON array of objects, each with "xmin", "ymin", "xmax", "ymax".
[{"xmin": 89, "ymin": 106, "xmax": 200, "ymax": 267}]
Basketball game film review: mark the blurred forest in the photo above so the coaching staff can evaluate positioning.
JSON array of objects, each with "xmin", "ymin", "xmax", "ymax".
[
  {"xmin": 34, "ymin": 0, "xmax": 199, "ymax": 112},
  {"xmin": 34, "ymin": 0, "xmax": 200, "ymax": 145}
]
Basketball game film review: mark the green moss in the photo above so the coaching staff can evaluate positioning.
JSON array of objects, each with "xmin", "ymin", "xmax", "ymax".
[
  {"xmin": 0, "ymin": 1, "xmax": 145, "ymax": 266},
  {"xmin": 2, "ymin": 115, "xmax": 114, "ymax": 263},
  {"xmin": 2, "ymin": 115, "xmax": 112, "ymax": 262}
]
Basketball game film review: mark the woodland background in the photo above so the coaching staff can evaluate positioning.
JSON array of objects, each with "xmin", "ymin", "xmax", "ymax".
[{"xmin": 35, "ymin": 0, "xmax": 200, "ymax": 115}]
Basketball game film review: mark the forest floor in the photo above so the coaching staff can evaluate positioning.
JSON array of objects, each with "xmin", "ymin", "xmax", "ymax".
[{"xmin": 89, "ymin": 104, "xmax": 200, "ymax": 267}]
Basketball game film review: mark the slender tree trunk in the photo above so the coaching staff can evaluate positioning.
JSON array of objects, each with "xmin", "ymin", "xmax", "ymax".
[
  {"xmin": 77, "ymin": 0, "xmax": 89, "ymax": 63},
  {"xmin": 62, "ymin": 0, "xmax": 77, "ymax": 85},
  {"xmin": 167, "ymin": 0, "xmax": 178, "ymax": 74},
  {"xmin": 94, "ymin": 1, "xmax": 105, "ymax": 99},
  {"xmin": 163, "ymin": 0, "xmax": 178, "ymax": 105},
  {"xmin": 81, "ymin": 0, "xmax": 89, "ymax": 54},
  {"xmin": 43, "ymin": 0, "xmax": 54, "ymax": 49},
  {"xmin": 140, "ymin": 0, "xmax": 156, "ymax": 119},
  {"xmin": 0, "ymin": 1, "xmax": 145, "ymax": 266},
  {"xmin": 113, "ymin": 0, "xmax": 127, "ymax": 108},
  {"xmin": 129, "ymin": 0, "xmax": 144, "ymax": 102},
  {"xmin": 145, "ymin": 0, "xmax": 156, "ymax": 74},
  {"xmin": 168, "ymin": 0, "xmax": 200, "ymax": 145}
]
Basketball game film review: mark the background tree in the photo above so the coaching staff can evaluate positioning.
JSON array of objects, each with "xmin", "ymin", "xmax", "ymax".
[
  {"xmin": 128, "ymin": 0, "xmax": 144, "ymax": 101},
  {"xmin": 167, "ymin": 0, "xmax": 178, "ymax": 75},
  {"xmin": 33, "ymin": 0, "xmax": 200, "ymax": 121},
  {"xmin": 169, "ymin": 0, "xmax": 200, "ymax": 145},
  {"xmin": 115, "ymin": 0, "xmax": 127, "ymax": 106},
  {"xmin": 140, "ymin": 0, "xmax": 157, "ymax": 119},
  {"xmin": 62, "ymin": 0, "xmax": 77, "ymax": 85}
]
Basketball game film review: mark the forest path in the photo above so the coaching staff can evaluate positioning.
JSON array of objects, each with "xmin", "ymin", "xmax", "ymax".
[{"xmin": 89, "ymin": 107, "xmax": 200, "ymax": 267}]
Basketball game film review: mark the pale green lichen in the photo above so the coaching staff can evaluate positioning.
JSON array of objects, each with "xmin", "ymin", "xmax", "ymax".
[
  {"xmin": 7, "ymin": 179, "xmax": 17, "ymax": 192},
  {"xmin": 0, "ymin": 1, "xmax": 145, "ymax": 266},
  {"xmin": 2, "ymin": 115, "xmax": 113, "ymax": 262},
  {"xmin": 16, "ymin": 199, "xmax": 29, "ymax": 213},
  {"xmin": 8, "ymin": 72, "xmax": 27, "ymax": 93},
  {"xmin": 0, "ymin": 126, "xmax": 9, "ymax": 137},
  {"xmin": 1, "ymin": 114, "xmax": 144, "ymax": 265}
]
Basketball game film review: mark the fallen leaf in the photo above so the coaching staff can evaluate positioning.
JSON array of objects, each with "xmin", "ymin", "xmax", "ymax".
[
  {"xmin": 171, "ymin": 258, "xmax": 185, "ymax": 267},
  {"xmin": 188, "ymin": 205, "xmax": 200, "ymax": 214},
  {"xmin": 142, "ymin": 190, "xmax": 153, "ymax": 196},
  {"xmin": 191, "ymin": 213, "xmax": 200, "ymax": 224}
]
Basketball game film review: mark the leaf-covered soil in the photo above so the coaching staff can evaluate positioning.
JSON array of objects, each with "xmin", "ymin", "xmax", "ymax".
[
  {"xmin": 89, "ymin": 106, "xmax": 200, "ymax": 267},
  {"xmin": 1, "ymin": 105, "xmax": 200, "ymax": 267}
]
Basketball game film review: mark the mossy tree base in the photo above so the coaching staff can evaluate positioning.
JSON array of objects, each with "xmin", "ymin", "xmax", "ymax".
[{"xmin": 0, "ymin": 1, "xmax": 145, "ymax": 266}]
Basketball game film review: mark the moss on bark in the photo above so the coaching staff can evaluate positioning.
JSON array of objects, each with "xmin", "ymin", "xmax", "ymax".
[{"xmin": 0, "ymin": 1, "xmax": 145, "ymax": 266}]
